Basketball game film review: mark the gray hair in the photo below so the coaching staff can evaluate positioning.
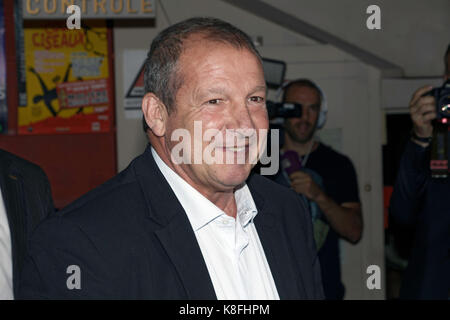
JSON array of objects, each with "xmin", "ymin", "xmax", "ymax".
[{"xmin": 282, "ymin": 79, "xmax": 323, "ymax": 106}]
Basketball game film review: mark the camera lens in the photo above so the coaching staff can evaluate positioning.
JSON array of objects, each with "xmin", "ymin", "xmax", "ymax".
[{"xmin": 439, "ymin": 94, "xmax": 450, "ymax": 116}]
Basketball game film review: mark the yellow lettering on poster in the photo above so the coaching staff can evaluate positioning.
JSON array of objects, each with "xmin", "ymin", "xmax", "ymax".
[
  {"xmin": 44, "ymin": 0, "xmax": 57, "ymax": 14},
  {"xmin": 141, "ymin": 0, "xmax": 153, "ymax": 13},
  {"xmin": 110, "ymin": 0, "xmax": 124, "ymax": 14},
  {"xmin": 127, "ymin": 0, "xmax": 137, "ymax": 13},
  {"xmin": 81, "ymin": 0, "xmax": 87, "ymax": 13},
  {"xmin": 60, "ymin": 0, "xmax": 75, "ymax": 14},
  {"xmin": 27, "ymin": 0, "xmax": 40, "ymax": 15},
  {"xmin": 94, "ymin": 0, "xmax": 107, "ymax": 14}
]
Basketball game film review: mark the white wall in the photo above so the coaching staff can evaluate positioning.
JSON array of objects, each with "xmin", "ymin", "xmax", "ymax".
[
  {"xmin": 115, "ymin": 0, "xmax": 450, "ymax": 170},
  {"xmin": 261, "ymin": 44, "xmax": 385, "ymax": 298},
  {"xmin": 260, "ymin": 0, "xmax": 450, "ymax": 77}
]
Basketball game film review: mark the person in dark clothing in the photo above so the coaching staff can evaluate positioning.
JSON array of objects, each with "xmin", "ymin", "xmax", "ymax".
[
  {"xmin": 0, "ymin": 149, "xmax": 54, "ymax": 299},
  {"xmin": 270, "ymin": 79, "xmax": 363, "ymax": 300},
  {"xmin": 389, "ymin": 45, "xmax": 450, "ymax": 299}
]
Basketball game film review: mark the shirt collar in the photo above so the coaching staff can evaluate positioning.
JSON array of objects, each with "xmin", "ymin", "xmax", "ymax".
[
  {"xmin": 151, "ymin": 147, "xmax": 258, "ymax": 231},
  {"xmin": 235, "ymin": 184, "xmax": 258, "ymax": 227}
]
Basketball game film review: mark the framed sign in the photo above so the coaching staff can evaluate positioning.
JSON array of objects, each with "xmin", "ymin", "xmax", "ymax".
[
  {"xmin": 19, "ymin": 22, "xmax": 112, "ymax": 134},
  {"xmin": 23, "ymin": 0, "xmax": 155, "ymax": 19}
]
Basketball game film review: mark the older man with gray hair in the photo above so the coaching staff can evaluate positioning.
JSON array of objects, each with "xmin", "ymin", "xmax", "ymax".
[{"xmin": 19, "ymin": 17, "xmax": 323, "ymax": 300}]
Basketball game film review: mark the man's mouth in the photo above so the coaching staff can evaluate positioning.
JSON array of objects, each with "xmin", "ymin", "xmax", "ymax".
[
  {"xmin": 296, "ymin": 123, "xmax": 311, "ymax": 133},
  {"xmin": 222, "ymin": 145, "xmax": 249, "ymax": 152}
]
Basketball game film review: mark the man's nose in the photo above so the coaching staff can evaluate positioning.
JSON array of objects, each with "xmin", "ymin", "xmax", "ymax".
[
  {"xmin": 229, "ymin": 103, "xmax": 255, "ymax": 130},
  {"xmin": 301, "ymin": 104, "xmax": 310, "ymax": 119}
]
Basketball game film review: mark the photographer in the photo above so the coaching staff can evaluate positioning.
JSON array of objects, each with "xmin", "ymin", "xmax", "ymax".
[
  {"xmin": 270, "ymin": 79, "xmax": 363, "ymax": 300},
  {"xmin": 390, "ymin": 45, "xmax": 450, "ymax": 299}
]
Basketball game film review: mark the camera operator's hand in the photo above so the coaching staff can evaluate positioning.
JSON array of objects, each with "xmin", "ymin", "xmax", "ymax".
[
  {"xmin": 410, "ymin": 85, "xmax": 436, "ymax": 140},
  {"xmin": 289, "ymin": 171, "xmax": 323, "ymax": 201}
]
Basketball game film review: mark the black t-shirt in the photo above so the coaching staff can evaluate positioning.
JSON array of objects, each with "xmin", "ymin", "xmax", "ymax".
[
  {"xmin": 390, "ymin": 140, "xmax": 450, "ymax": 299},
  {"xmin": 272, "ymin": 142, "xmax": 360, "ymax": 300},
  {"xmin": 304, "ymin": 143, "xmax": 360, "ymax": 300},
  {"xmin": 304, "ymin": 143, "xmax": 360, "ymax": 205}
]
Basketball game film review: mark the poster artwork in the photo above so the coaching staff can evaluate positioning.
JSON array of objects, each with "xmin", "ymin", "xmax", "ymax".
[{"xmin": 19, "ymin": 23, "xmax": 112, "ymax": 134}]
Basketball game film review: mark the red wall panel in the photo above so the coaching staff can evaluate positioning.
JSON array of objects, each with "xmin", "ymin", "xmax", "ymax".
[
  {"xmin": 0, "ymin": 2, "xmax": 117, "ymax": 209},
  {"xmin": 0, "ymin": 133, "xmax": 117, "ymax": 209}
]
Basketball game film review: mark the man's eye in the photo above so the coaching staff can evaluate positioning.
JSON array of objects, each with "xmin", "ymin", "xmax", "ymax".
[
  {"xmin": 249, "ymin": 96, "xmax": 265, "ymax": 103},
  {"xmin": 310, "ymin": 105, "xmax": 320, "ymax": 112},
  {"xmin": 207, "ymin": 99, "xmax": 221, "ymax": 105}
]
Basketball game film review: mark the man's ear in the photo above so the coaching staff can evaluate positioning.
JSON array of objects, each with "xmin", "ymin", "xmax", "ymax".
[{"xmin": 142, "ymin": 93, "xmax": 167, "ymax": 137}]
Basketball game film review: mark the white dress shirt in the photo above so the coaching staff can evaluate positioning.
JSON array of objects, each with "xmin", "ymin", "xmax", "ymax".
[
  {"xmin": 0, "ymin": 187, "xmax": 13, "ymax": 300},
  {"xmin": 152, "ymin": 148, "xmax": 279, "ymax": 300}
]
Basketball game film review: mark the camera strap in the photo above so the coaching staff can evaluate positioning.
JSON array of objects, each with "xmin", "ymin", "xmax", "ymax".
[
  {"xmin": 430, "ymin": 121, "xmax": 449, "ymax": 178},
  {"xmin": 301, "ymin": 139, "xmax": 316, "ymax": 168}
]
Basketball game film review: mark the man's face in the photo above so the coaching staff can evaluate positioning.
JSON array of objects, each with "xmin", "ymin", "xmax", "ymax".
[
  {"xmin": 163, "ymin": 39, "xmax": 268, "ymax": 192},
  {"xmin": 284, "ymin": 85, "xmax": 321, "ymax": 144}
]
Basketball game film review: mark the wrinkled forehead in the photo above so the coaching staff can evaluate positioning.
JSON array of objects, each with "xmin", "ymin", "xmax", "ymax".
[
  {"xmin": 183, "ymin": 31, "xmax": 259, "ymax": 55},
  {"xmin": 179, "ymin": 32, "xmax": 261, "ymax": 63},
  {"xmin": 176, "ymin": 37, "xmax": 263, "ymax": 81}
]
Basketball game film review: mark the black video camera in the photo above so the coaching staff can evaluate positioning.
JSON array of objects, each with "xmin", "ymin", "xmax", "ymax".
[
  {"xmin": 266, "ymin": 101, "xmax": 303, "ymax": 119},
  {"xmin": 424, "ymin": 80, "xmax": 450, "ymax": 178},
  {"xmin": 262, "ymin": 58, "xmax": 303, "ymax": 119},
  {"xmin": 424, "ymin": 79, "xmax": 450, "ymax": 121}
]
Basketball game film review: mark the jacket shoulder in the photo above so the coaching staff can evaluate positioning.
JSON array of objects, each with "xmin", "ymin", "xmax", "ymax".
[
  {"xmin": 247, "ymin": 172, "xmax": 298, "ymax": 201},
  {"xmin": 248, "ymin": 172, "xmax": 312, "ymax": 230},
  {"xmin": 59, "ymin": 164, "xmax": 144, "ymax": 224}
]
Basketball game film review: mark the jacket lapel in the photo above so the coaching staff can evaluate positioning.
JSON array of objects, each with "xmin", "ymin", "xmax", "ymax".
[
  {"xmin": 0, "ymin": 158, "xmax": 26, "ymax": 297},
  {"xmin": 132, "ymin": 146, "xmax": 307, "ymax": 299},
  {"xmin": 154, "ymin": 215, "xmax": 217, "ymax": 299},
  {"xmin": 249, "ymin": 178, "xmax": 307, "ymax": 300},
  {"xmin": 133, "ymin": 146, "xmax": 216, "ymax": 299}
]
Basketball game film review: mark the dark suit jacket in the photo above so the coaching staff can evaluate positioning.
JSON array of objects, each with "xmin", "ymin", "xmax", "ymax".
[
  {"xmin": 0, "ymin": 149, "xmax": 54, "ymax": 297},
  {"xmin": 19, "ymin": 145, "xmax": 324, "ymax": 299},
  {"xmin": 390, "ymin": 140, "xmax": 450, "ymax": 299}
]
